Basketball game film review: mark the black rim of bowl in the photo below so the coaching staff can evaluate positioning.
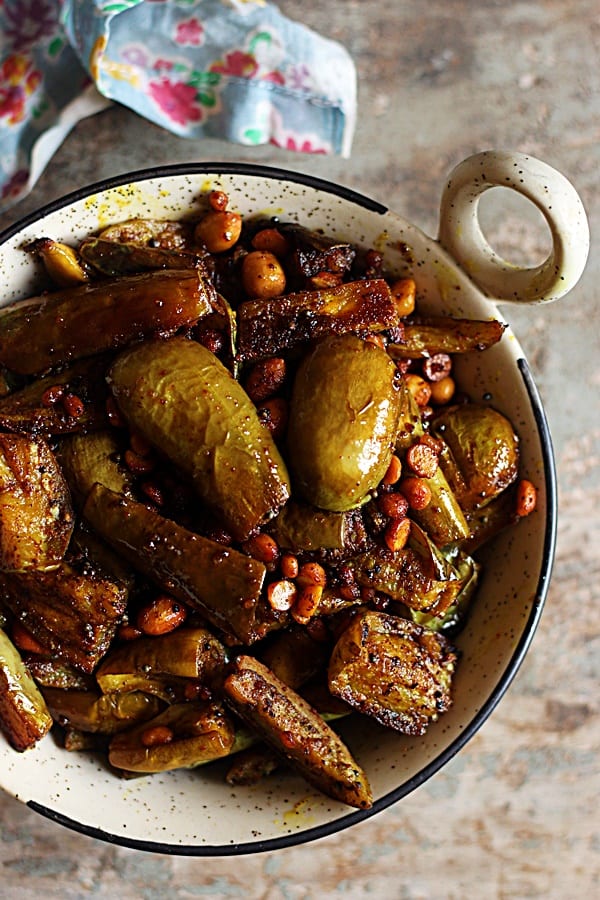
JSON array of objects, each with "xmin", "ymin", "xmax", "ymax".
[{"xmin": 0, "ymin": 162, "xmax": 557, "ymax": 856}]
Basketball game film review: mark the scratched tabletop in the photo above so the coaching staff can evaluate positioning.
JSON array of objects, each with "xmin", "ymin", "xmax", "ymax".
[{"xmin": 0, "ymin": 3, "xmax": 598, "ymax": 898}]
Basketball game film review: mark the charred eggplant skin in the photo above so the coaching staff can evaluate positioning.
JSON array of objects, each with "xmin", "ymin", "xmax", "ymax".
[
  {"xmin": 0, "ymin": 627, "xmax": 53, "ymax": 751},
  {"xmin": 223, "ymin": 655, "xmax": 373, "ymax": 809},
  {"xmin": 328, "ymin": 610, "xmax": 457, "ymax": 736},
  {"xmin": 287, "ymin": 334, "xmax": 401, "ymax": 512},
  {"xmin": 0, "ymin": 433, "xmax": 74, "ymax": 572},
  {"xmin": 0, "ymin": 269, "xmax": 213, "ymax": 375},
  {"xmin": 237, "ymin": 279, "xmax": 398, "ymax": 363},
  {"xmin": 432, "ymin": 403, "xmax": 520, "ymax": 511},
  {"xmin": 108, "ymin": 701, "xmax": 236, "ymax": 773},
  {"xmin": 108, "ymin": 336, "xmax": 291, "ymax": 541},
  {"xmin": 82, "ymin": 484, "xmax": 278, "ymax": 645}
]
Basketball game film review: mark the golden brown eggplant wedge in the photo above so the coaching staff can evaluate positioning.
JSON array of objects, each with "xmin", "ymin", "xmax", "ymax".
[
  {"xmin": 26, "ymin": 237, "xmax": 90, "ymax": 287},
  {"xmin": 328, "ymin": 610, "xmax": 457, "ymax": 736},
  {"xmin": 83, "ymin": 484, "xmax": 281, "ymax": 645},
  {"xmin": 0, "ymin": 432, "xmax": 74, "ymax": 571},
  {"xmin": 78, "ymin": 237, "xmax": 209, "ymax": 277},
  {"xmin": 236, "ymin": 278, "xmax": 399, "ymax": 364},
  {"xmin": 58, "ymin": 430, "xmax": 133, "ymax": 510},
  {"xmin": 108, "ymin": 336, "xmax": 291, "ymax": 541},
  {"xmin": 0, "ymin": 627, "xmax": 53, "ymax": 750},
  {"xmin": 95, "ymin": 627, "xmax": 228, "ymax": 700},
  {"xmin": 223, "ymin": 655, "xmax": 373, "ymax": 809},
  {"xmin": 287, "ymin": 334, "xmax": 401, "ymax": 512},
  {"xmin": 432, "ymin": 403, "xmax": 520, "ymax": 512},
  {"xmin": 349, "ymin": 522, "xmax": 463, "ymax": 616},
  {"xmin": 388, "ymin": 316, "xmax": 505, "ymax": 359},
  {"xmin": 0, "ymin": 561, "xmax": 128, "ymax": 673},
  {"xmin": 0, "ymin": 269, "xmax": 214, "ymax": 375},
  {"xmin": 108, "ymin": 700, "xmax": 236, "ymax": 773},
  {"xmin": 42, "ymin": 688, "xmax": 164, "ymax": 735},
  {"xmin": 97, "ymin": 217, "xmax": 194, "ymax": 250},
  {"xmin": 269, "ymin": 501, "xmax": 367, "ymax": 553}
]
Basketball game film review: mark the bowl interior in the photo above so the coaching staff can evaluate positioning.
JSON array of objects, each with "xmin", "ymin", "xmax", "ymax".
[{"xmin": 0, "ymin": 165, "xmax": 555, "ymax": 854}]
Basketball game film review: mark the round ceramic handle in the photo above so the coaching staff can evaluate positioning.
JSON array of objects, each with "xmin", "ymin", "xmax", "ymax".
[{"xmin": 438, "ymin": 150, "xmax": 589, "ymax": 304}]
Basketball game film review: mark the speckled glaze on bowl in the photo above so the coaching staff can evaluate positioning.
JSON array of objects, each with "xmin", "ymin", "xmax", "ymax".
[{"xmin": 0, "ymin": 153, "xmax": 589, "ymax": 855}]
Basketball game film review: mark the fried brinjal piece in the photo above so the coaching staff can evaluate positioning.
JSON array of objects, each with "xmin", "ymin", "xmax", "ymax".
[
  {"xmin": 387, "ymin": 316, "xmax": 505, "ymax": 359},
  {"xmin": 95, "ymin": 628, "xmax": 228, "ymax": 701},
  {"xmin": 108, "ymin": 336, "xmax": 291, "ymax": 542},
  {"xmin": 0, "ymin": 627, "xmax": 53, "ymax": 750},
  {"xmin": 58, "ymin": 430, "xmax": 133, "ymax": 510},
  {"xmin": 0, "ymin": 432, "xmax": 74, "ymax": 572},
  {"xmin": 83, "ymin": 484, "xmax": 281, "ymax": 645},
  {"xmin": 78, "ymin": 237, "xmax": 210, "ymax": 277},
  {"xmin": 269, "ymin": 501, "xmax": 367, "ymax": 554},
  {"xmin": 348, "ymin": 522, "xmax": 464, "ymax": 616},
  {"xmin": 108, "ymin": 701, "xmax": 236, "ymax": 773},
  {"xmin": 236, "ymin": 279, "xmax": 399, "ymax": 364},
  {"xmin": 223, "ymin": 655, "xmax": 372, "ymax": 809},
  {"xmin": 97, "ymin": 217, "xmax": 195, "ymax": 250},
  {"xmin": 0, "ymin": 561, "xmax": 128, "ymax": 673},
  {"xmin": 42, "ymin": 688, "xmax": 163, "ymax": 735},
  {"xmin": 432, "ymin": 403, "xmax": 520, "ymax": 512},
  {"xmin": 328, "ymin": 610, "xmax": 457, "ymax": 736},
  {"xmin": 0, "ymin": 269, "xmax": 214, "ymax": 375},
  {"xmin": 277, "ymin": 222, "xmax": 355, "ymax": 284},
  {"xmin": 287, "ymin": 334, "xmax": 401, "ymax": 512}
]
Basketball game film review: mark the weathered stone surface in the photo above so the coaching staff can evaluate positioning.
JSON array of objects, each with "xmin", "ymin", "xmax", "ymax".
[{"xmin": 0, "ymin": 2, "xmax": 598, "ymax": 896}]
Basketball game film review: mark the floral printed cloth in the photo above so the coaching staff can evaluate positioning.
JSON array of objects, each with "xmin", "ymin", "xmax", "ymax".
[{"xmin": 0, "ymin": 0, "xmax": 356, "ymax": 212}]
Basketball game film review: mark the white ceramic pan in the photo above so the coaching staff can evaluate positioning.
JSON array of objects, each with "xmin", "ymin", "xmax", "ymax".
[{"xmin": 0, "ymin": 151, "xmax": 589, "ymax": 854}]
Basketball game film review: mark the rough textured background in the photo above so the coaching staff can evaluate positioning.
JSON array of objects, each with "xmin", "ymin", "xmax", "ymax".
[{"xmin": 0, "ymin": 2, "xmax": 598, "ymax": 897}]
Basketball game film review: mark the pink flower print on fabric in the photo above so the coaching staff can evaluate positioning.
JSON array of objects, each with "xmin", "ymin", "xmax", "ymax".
[
  {"xmin": 148, "ymin": 77, "xmax": 203, "ymax": 126},
  {"xmin": 175, "ymin": 18, "xmax": 205, "ymax": 48},
  {"xmin": 210, "ymin": 50, "xmax": 259, "ymax": 80},
  {"xmin": 270, "ymin": 134, "xmax": 328, "ymax": 155},
  {"xmin": 0, "ymin": 54, "xmax": 42, "ymax": 126}
]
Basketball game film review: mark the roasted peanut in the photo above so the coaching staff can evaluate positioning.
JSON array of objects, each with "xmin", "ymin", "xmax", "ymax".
[
  {"xmin": 242, "ymin": 250, "xmax": 287, "ymax": 299},
  {"xmin": 383, "ymin": 517, "xmax": 411, "ymax": 553},
  {"xmin": 390, "ymin": 277, "xmax": 416, "ymax": 317},
  {"xmin": 63, "ymin": 393, "xmax": 85, "ymax": 418},
  {"xmin": 404, "ymin": 374, "xmax": 432, "ymax": 407},
  {"xmin": 292, "ymin": 584, "xmax": 323, "ymax": 624},
  {"xmin": 41, "ymin": 385, "xmax": 64, "ymax": 407},
  {"xmin": 422, "ymin": 352, "xmax": 452, "ymax": 382},
  {"xmin": 267, "ymin": 579, "xmax": 298, "ymax": 612},
  {"xmin": 251, "ymin": 228, "xmax": 290, "ymax": 257},
  {"xmin": 429, "ymin": 375, "xmax": 456, "ymax": 405},
  {"xmin": 399, "ymin": 476, "xmax": 433, "ymax": 510},
  {"xmin": 296, "ymin": 562, "xmax": 327, "ymax": 588},
  {"xmin": 194, "ymin": 210, "xmax": 242, "ymax": 253},
  {"xmin": 405, "ymin": 440, "xmax": 439, "ymax": 479},
  {"xmin": 378, "ymin": 491, "xmax": 409, "ymax": 520},
  {"xmin": 516, "ymin": 479, "xmax": 538, "ymax": 517},
  {"xmin": 245, "ymin": 357, "xmax": 287, "ymax": 404},
  {"xmin": 242, "ymin": 533, "xmax": 280, "ymax": 566},
  {"xmin": 280, "ymin": 553, "xmax": 299, "ymax": 579},
  {"xmin": 382, "ymin": 454, "xmax": 402, "ymax": 485},
  {"xmin": 136, "ymin": 595, "xmax": 188, "ymax": 636},
  {"xmin": 208, "ymin": 189, "xmax": 229, "ymax": 212}
]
